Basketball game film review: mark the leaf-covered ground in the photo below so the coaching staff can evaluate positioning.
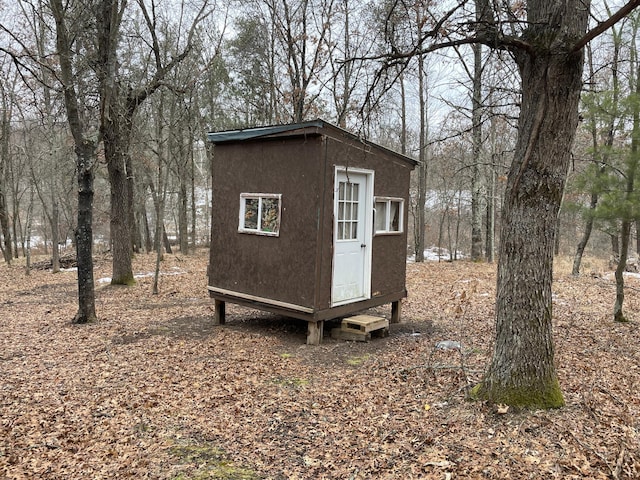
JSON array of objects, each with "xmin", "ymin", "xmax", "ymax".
[{"xmin": 1, "ymin": 249, "xmax": 639, "ymax": 479}]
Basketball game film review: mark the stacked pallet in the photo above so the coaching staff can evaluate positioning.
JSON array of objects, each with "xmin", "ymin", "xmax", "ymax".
[{"xmin": 331, "ymin": 314, "xmax": 389, "ymax": 342}]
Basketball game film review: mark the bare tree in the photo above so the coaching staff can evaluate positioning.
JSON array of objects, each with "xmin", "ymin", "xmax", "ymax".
[
  {"xmin": 95, "ymin": 0, "xmax": 213, "ymax": 284},
  {"xmin": 50, "ymin": 0, "xmax": 99, "ymax": 323}
]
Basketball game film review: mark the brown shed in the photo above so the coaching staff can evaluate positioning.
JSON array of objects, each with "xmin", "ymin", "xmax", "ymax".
[{"xmin": 207, "ymin": 119, "xmax": 416, "ymax": 344}]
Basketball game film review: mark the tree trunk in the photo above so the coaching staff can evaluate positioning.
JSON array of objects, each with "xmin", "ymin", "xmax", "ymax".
[
  {"xmin": 142, "ymin": 200, "xmax": 152, "ymax": 253},
  {"xmin": 0, "ymin": 185, "xmax": 10, "ymax": 264},
  {"xmin": 163, "ymin": 224, "xmax": 173, "ymax": 254},
  {"xmin": 127, "ymin": 156, "xmax": 140, "ymax": 254},
  {"xmin": 190, "ymin": 145, "xmax": 197, "ymax": 251},
  {"xmin": 572, "ymin": 206, "xmax": 595, "ymax": 276},
  {"xmin": 178, "ymin": 180, "xmax": 188, "ymax": 253},
  {"xmin": 74, "ymin": 145, "xmax": 97, "ymax": 323},
  {"xmin": 485, "ymin": 157, "xmax": 495, "ymax": 263},
  {"xmin": 474, "ymin": 10, "xmax": 587, "ymax": 407},
  {"xmin": 470, "ymin": 42, "xmax": 483, "ymax": 261},
  {"xmin": 25, "ymin": 181, "xmax": 34, "ymax": 275},
  {"xmin": 50, "ymin": 0, "xmax": 98, "ymax": 324},
  {"xmin": 415, "ymin": 51, "xmax": 427, "ymax": 262},
  {"xmin": 614, "ymin": 220, "xmax": 631, "ymax": 322},
  {"xmin": 612, "ymin": 231, "xmax": 620, "ymax": 257},
  {"xmin": 0, "ymin": 93, "xmax": 11, "ymax": 264},
  {"xmin": 106, "ymin": 139, "xmax": 134, "ymax": 285},
  {"xmin": 52, "ymin": 199, "xmax": 60, "ymax": 273}
]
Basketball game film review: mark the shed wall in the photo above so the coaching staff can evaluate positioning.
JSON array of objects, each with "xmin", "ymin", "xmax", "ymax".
[{"xmin": 208, "ymin": 136, "xmax": 324, "ymax": 308}]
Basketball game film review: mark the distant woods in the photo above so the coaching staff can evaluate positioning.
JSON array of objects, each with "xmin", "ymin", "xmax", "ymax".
[{"xmin": 0, "ymin": 0, "xmax": 635, "ymax": 268}]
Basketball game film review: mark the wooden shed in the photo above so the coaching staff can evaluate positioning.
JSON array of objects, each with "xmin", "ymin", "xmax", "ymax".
[{"xmin": 207, "ymin": 119, "xmax": 417, "ymax": 344}]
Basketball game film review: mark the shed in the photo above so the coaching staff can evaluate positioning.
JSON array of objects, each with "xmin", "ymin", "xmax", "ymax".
[{"xmin": 207, "ymin": 119, "xmax": 417, "ymax": 344}]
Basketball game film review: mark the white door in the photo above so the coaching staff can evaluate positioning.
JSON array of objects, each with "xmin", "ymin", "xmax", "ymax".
[{"xmin": 332, "ymin": 169, "xmax": 373, "ymax": 306}]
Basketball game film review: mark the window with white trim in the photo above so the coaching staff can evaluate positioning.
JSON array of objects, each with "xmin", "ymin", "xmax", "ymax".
[
  {"xmin": 374, "ymin": 197, "xmax": 403, "ymax": 234},
  {"xmin": 239, "ymin": 193, "xmax": 281, "ymax": 236},
  {"xmin": 336, "ymin": 180, "xmax": 360, "ymax": 240}
]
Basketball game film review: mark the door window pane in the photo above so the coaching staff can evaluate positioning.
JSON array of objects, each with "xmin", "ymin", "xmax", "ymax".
[{"xmin": 337, "ymin": 181, "xmax": 359, "ymax": 240}]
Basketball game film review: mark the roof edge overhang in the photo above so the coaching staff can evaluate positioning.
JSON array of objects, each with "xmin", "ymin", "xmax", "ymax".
[{"xmin": 207, "ymin": 119, "xmax": 417, "ymax": 168}]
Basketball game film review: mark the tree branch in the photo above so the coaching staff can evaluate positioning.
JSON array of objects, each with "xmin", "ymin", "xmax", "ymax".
[{"xmin": 572, "ymin": 0, "xmax": 640, "ymax": 53}]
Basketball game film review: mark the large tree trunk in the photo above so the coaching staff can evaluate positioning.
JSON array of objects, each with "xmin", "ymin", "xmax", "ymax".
[
  {"xmin": 50, "ymin": 0, "xmax": 98, "ymax": 324},
  {"xmin": 105, "ymin": 122, "xmax": 135, "ymax": 285},
  {"xmin": 74, "ymin": 145, "xmax": 97, "ymax": 323},
  {"xmin": 474, "ymin": 6, "xmax": 587, "ymax": 408}
]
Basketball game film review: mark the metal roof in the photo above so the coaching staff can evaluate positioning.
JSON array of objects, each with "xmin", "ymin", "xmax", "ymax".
[{"xmin": 207, "ymin": 119, "xmax": 417, "ymax": 167}]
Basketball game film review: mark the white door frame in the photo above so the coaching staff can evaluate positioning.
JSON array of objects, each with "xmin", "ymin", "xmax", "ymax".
[{"xmin": 331, "ymin": 166, "xmax": 374, "ymax": 306}]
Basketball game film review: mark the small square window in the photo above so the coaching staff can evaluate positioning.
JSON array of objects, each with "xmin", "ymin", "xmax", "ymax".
[
  {"xmin": 375, "ymin": 197, "xmax": 403, "ymax": 234},
  {"xmin": 239, "ymin": 193, "xmax": 281, "ymax": 236}
]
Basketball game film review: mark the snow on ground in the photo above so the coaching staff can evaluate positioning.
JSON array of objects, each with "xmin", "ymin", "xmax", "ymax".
[
  {"xmin": 603, "ymin": 271, "xmax": 640, "ymax": 281},
  {"xmin": 97, "ymin": 266, "xmax": 186, "ymax": 284},
  {"xmin": 407, "ymin": 246, "xmax": 466, "ymax": 262}
]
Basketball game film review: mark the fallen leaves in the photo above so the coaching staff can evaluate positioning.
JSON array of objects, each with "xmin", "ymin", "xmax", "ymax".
[{"xmin": 0, "ymin": 250, "xmax": 639, "ymax": 478}]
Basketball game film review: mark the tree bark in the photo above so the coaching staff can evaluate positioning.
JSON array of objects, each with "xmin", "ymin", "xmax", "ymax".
[
  {"xmin": 614, "ymin": 219, "xmax": 631, "ymax": 322},
  {"xmin": 474, "ymin": 2, "xmax": 588, "ymax": 408},
  {"xmin": 74, "ymin": 145, "xmax": 97, "ymax": 323},
  {"xmin": 572, "ymin": 204, "xmax": 595, "ymax": 276},
  {"xmin": 52, "ymin": 199, "xmax": 60, "ymax": 273},
  {"xmin": 0, "ymin": 181, "xmax": 11, "ymax": 264},
  {"xmin": 470, "ymin": 41, "xmax": 484, "ymax": 261},
  {"xmin": 415, "ymin": 49, "xmax": 427, "ymax": 262},
  {"xmin": 0, "ymin": 87, "xmax": 12, "ymax": 264},
  {"xmin": 104, "ymin": 119, "xmax": 135, "ymax": 285},
  {"xmin": 96, "ymin": 0, "xmax": 135, "ymax": 285},
  {"xmin": 50, "ymin": 0, "xmax": 98, "ymax": 324}
]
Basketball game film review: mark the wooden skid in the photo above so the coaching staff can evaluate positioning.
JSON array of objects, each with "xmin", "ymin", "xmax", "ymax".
[
  {"xmin": 331, "ymin": 327, "xmax": 371, "ymax": 342},
  {"xmin": 341, "ymin": 315, "xmax": 389, "ymax": 334}
]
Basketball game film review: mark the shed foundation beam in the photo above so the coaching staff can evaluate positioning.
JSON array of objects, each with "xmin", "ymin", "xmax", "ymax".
[{"xmin": 307, "ymin": 320, "xmax": 324, "ymax": 345}]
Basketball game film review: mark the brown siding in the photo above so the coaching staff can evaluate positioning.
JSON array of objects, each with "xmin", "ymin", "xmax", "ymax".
[{"xmin": 208, "ymin": 136, "xmax": 323, "ymax": 308}]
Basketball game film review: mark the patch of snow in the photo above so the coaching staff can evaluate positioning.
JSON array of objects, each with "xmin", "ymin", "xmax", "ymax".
[
  {"xmin": 97, "ymin": 270, "xmax": 187, "ymax": 284},
  {"xmin": 435, "ymin": 340, "xmax": 462, "ymax": 351},
  {"xmin": 603, "ymin": 271, "xmax": 640, "ymax": 281},
  {"xmin": 407, "ymin": 246, "xmax": 466, "ymax": 263}
]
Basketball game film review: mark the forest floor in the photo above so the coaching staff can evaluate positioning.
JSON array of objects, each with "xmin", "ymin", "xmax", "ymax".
[{"xmin": 1, "ymin": 248, "xmax": 639, "ymax": 479}]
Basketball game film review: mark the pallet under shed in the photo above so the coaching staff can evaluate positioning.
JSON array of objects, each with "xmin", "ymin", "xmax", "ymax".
[{"xmin": 331, "ymin": 314, "xmax": 390, "ymax": 342}]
